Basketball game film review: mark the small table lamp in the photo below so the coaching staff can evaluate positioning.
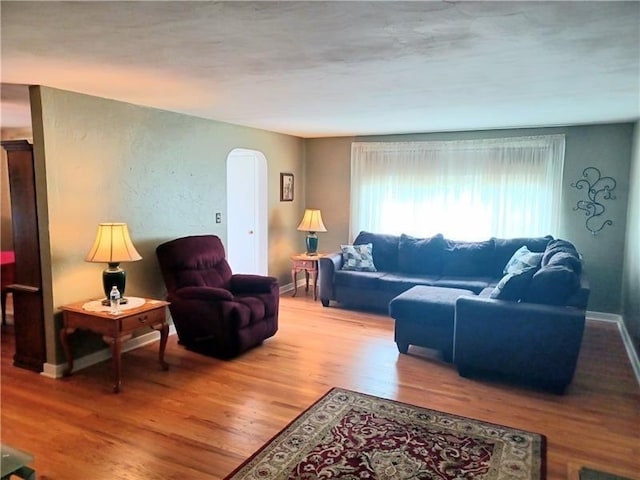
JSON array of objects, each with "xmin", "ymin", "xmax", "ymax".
[
  {"xmin": 297, "ymin": 209, "xmax": 327, "ymax": 255},
  {"xmin": 85, "ymin": 223, "xmax": 142, "ymax": 305}
]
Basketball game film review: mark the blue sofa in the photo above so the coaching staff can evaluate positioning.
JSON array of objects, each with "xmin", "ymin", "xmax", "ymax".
[{"xmin": 319, "ymin": 231, "xmax": 590, "ymax": 392}]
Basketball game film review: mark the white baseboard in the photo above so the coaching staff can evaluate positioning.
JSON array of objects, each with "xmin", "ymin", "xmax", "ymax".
[
  {"xmin": 279, "ymin": 279, "xmax": 309, "ymax": 295},
  {"xmin": 42, "ymin": 325, "xmax": 177, "ymax": 379},
  {"xmin": 587, "ymin": 310, "xmax": 640, "ymax": 386},
  {"xmin": 279, "ymin": 282, "xmax": 295, "ymax": 294}
]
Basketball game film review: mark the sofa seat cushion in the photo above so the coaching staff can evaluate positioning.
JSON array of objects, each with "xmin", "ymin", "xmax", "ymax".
[
  {"xmin": 433, "ymin": 276, "xmax": 495, "ymax": 294},
  {"xmin": 377, "ymin": 273, "xmax": 440, "ymax": 289},
  {"xmin": 390, "ymin": 285, "xmax": 475, "ymax": 319},
  {"xmin": 334, "ymin": 270, "xmax": 386, "ymax": 289},
  {"xmin": 442, "ymin": 239, "xmax": 495, "ymax": 277},
  {"xmin": 478, "ymin": 287, "xmax": 494, "ymax": 298}
]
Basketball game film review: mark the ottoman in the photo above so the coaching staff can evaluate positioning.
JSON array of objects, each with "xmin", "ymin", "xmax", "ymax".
[{"xmin": 389, "ymin": 285, "xmax": 475, "ymax": 362}]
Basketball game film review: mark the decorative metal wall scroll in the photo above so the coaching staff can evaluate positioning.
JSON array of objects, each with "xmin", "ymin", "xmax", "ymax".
[{"xmin": 571, "ymin": 167, "xmax": 616, "ymax": 235}]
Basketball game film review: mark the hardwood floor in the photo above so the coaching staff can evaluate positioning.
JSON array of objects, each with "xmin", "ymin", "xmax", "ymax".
[{"xmin": 1, "ymin": 295, "xmax": 639, "ymax": 479}]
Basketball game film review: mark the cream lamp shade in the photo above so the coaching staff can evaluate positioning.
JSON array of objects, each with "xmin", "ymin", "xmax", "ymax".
[
  {"xmin": 297, "ymin": 209, "xmax": 327, "ymax": 255},
  {"xmin": 85, "ymin": 223, "xmax": 142, "ymax": 303}
]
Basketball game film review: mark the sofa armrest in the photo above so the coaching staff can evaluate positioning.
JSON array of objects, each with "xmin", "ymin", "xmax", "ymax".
[
  {"xmin": 230, "ymin": 274, "xmax": 279, "ymax": 295},
  {"xmin": 454, "ymin": 296, "xmax": 586, "ymax": 392},
  {"xmin": 319, "ymin": 252, "xmax": 343, "ymax": 306}
]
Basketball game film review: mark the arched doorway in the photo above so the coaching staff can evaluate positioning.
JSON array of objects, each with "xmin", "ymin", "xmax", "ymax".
[{"xmin": 226, "ymin": 148, "xmax": 268, "ymax": 275}]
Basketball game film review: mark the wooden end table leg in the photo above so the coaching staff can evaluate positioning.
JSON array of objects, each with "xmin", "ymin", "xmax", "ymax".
[
  {"xmin": 312, "ymin": 269, "xmax": 318, "ymax": 300},
  {"xmin": 60, "ymin": 327, "xmax": 76, "ymax": 376},
  {"xmin": 305, "ymin": 270, "xmax": 310, "ymax": 293},
  {"xmin": 157, "ymin": 323, "xmax": 170, "ymax": 370},
  {"xmin": 110, "ymin": 336, "xmax": 123, "ymax": 393},
  {"xmin": 291, "ymin": 268, "xmax": 298, "ymax": 297}
]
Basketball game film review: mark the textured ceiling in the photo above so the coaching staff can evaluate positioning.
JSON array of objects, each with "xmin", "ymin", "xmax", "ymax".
[{"xmin": 1, "ymin": 1, "xmax": 639, "ymax": 138}]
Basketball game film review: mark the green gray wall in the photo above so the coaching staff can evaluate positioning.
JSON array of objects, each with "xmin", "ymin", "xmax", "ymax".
[
  {"xmin": 31, "ymin": 86, "xmax": 306, "ymax": 364},
  {"xmin": 622, "ymin": 123, "xmax": 640, "ymax": 350},
  {"xmin": 305, "ymin": 124, "xmax": 635, "ymax": 314}
]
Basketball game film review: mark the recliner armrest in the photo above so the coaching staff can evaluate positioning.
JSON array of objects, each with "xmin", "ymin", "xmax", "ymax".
[
  {"xmin": 172, "ymin": 286, "xmax": 234, "ymax": 302},
  {"xmin": 230, "ymin": 274, "xmax": 278, "ymax": 294}
]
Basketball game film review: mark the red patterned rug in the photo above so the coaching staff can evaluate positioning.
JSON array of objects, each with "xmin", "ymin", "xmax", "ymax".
[{"xmin": 225, "ymin": 387, "xmax": 546, "ymax": 479}]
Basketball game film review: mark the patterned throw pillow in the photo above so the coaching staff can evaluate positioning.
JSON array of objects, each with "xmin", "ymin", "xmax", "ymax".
[
  {"xmin": 341, "ymin": 243, "xmax": 377, "ymax": 272},
  {"xmin": 503, "ymin": 246, "xmax": 543, "ymax": 275}
]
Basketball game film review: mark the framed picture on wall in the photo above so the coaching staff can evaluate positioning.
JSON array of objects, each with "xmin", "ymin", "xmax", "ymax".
[{"xmin": 280, "ymin": 173, "xmax": 294, "ymax": 202}]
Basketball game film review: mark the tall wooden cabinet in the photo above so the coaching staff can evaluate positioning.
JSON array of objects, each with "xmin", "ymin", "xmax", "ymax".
[{"xmin": 1, "ymin": 140, "xmax": 46, "ymax": 372}]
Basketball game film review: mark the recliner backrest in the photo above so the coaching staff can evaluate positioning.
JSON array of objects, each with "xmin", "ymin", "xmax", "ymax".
[{"xmin": 156, "ymin": 235, "xmax": 233, "ymax": 293}]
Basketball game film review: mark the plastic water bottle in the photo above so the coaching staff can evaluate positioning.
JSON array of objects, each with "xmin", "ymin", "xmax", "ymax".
[{"xmin": 110, "ymin": 285, "xmax": 121, "ymax": 314}]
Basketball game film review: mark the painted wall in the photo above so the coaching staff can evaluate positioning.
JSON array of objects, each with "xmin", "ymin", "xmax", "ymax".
[
  {"xmin": 622, "ymin": 123, "xmax": 640, "ymax": 351},
  {"xmin": 305, "ymin": 124, "xmax": 635, "ymax": 314},
  {"xmin": 31, "ymin": 86, "xmax": 305, "ymax": 364}
]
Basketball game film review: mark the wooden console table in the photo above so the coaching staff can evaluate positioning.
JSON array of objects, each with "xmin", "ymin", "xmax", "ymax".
[
  {"xmin": 59, "ymin": 297, "xmax": 170, "ymax": 393},
  {"xmin": 291, "ymin": 253, "xmax": 323, "ymax": 300}
]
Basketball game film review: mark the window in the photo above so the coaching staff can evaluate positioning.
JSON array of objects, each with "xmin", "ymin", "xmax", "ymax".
[{"xmin": 350, "ymin": 135, "xmax": 565, "ymax": 240}]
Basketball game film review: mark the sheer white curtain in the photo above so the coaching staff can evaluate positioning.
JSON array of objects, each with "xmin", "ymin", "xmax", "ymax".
[{"xmin": 350, "ymin": 135, "xmax": 565, "ymax": 241}]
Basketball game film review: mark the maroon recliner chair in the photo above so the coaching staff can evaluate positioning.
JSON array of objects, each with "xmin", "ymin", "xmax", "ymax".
[{"xmin": 156, "ymin": 235, "xmax": 279, "ymax": 358}]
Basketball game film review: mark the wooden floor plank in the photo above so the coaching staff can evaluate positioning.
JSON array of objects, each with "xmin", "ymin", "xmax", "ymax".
[{"xmin": 1, "ymin": 295, "xmax": 639, "ymax": 479}]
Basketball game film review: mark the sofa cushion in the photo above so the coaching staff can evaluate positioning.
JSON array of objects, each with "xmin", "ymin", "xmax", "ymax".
[
  {"xmin": 397, "ymin": 233, "xmax": 446, "ymax": 275},
  {"xmin": 353, "ymin": 231, "xmax": 399, "ymax": 272},
  {"xmin": 442, "ymin": 239, "xmax": 495, "ymax": 277},
  {"xmin": 503, "ymin": 246, "xmax": 543, "ymax": 275},
  {"xmin": 524, "ymin": 265, "xmax": 580, "ymax": 305},
  {"xmin": 541, "ymin": 239, "xmax": 578, "ymax": 266},
  {"xmin": 377, "ymin": 272, "xmax": 439, "ymax": 290},
  {"xmin": 334, "ymin": 270, "xmax": 386, "ymax": 289},
  {"xmin": 490, "ymin": 266, "xmax": 537, "ymax": 301},
  {"xmin": 546, "ymin": 251, "xmax": 582, "ymax": 274},
  {"xmin": 432, "ymin": 276, "xmax": 494, "ymax": 294},
  {"xmin": 341, "ymin": 243, "xmax": 377, "ymax": 271},
  {"xmin": 493, "ymin": 236, "xmax": 553, "ymax": 277}
]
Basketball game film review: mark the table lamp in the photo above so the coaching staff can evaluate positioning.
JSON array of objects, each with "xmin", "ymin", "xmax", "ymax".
[
  {"xmin": 297, "ymin": 209, "xmax": 327, "ymax": 255},
  {"xmin": 85, "ymin": 223, "xmax": 142, "ymax": 305}
]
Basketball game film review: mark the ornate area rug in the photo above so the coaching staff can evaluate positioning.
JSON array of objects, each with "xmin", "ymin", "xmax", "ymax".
[{"xmin": 225, "ymin": 387, "xmax": 546, "ymax": 479}]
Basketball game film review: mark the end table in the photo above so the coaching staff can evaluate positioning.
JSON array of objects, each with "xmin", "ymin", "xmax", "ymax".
[
  {"xmin": 59, "ymin": 297, "xmax": 170, "ymax": 393},
  {"xmin": 291, "ymin": 253, "xmax": 323, "ymax": 300}
]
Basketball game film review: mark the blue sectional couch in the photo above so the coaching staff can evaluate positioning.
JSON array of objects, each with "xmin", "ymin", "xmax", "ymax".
[{"xmin": 319, "ymin": 231, "xmax": 590, "ymax": 392}]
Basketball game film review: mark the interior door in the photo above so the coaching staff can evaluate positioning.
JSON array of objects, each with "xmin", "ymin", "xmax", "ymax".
[{"xmin": 226, "ymin": 149, "xmax": 267, "ymax": 275}]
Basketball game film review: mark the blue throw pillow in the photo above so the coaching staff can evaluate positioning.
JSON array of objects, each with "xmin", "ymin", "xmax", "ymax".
[
  {"xmin": 442, "ymin": 239, "xmax": 495, "ymax": 277},
  {"xmin": 490, "ymin": 266, "xmax": 537, "ymax": 301},
  {"xmin": 503, "ymin": 245, "xmax": 543, "ymax": 275},
  {"xmin": 341, "ymin": 243, "xmax": 377, "ymax": 272},
  {"xmin": 524, "ymin": 265, "xmax": 580, "ymax": 305},
  {"xmin": 398, "ymin": 233, "xmax": 446, "ymax": 275},
  {"xmin": 541, "ymin": 239, "xmax": 578, "ymax": 266},
  {"xmin": 546, "ymin": 251, "xmax": 582, "ymax": 274}
]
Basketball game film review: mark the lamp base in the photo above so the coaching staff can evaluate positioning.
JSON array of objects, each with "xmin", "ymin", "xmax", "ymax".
[
  {"xmin": 102, "ymin": 263, "xmax": 127, "ymax": 302},
  {"xmin": 305, "ymin": 232, "xmax": 319, "ymax": 255}
]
